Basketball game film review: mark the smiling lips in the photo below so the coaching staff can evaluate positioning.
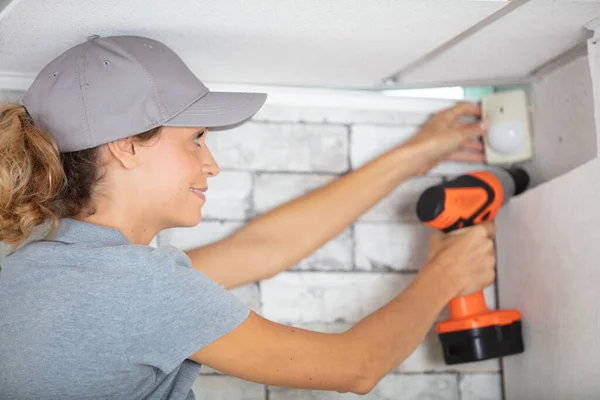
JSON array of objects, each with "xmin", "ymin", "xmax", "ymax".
[{"xmin": 190, "ymin": 187, "xmax": 207, "ymax": 200}]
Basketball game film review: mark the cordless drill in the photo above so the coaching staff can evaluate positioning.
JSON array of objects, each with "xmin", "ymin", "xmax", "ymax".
[{"xmin": 416, "ymin": 167, "xmax": 529, "ymax": 365}]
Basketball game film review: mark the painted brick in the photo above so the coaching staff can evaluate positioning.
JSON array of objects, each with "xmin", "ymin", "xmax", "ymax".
[
  {"xmin": 159, "ymin": 221, "xmax": 244, "ymax": 251},
  {"xmin": 260, "ymin": 272, "xmax": 413, "ymax": 324},
  {"xmin": 359, "ymin": 176, "xmax": 443, "ymax": 222},
  {"xmin": 268, "ymin": 373, "xmax": 458, "ymax": 400},
  {"xmin": 354, "ymin": 222, "xmax": 431, "ymax": 271},
  {"xmin": 203, "ymin": 170, "xmax": 253, "ymax": 220},
  {"xmin": 192, "ymin": 375, "xmax": 265, "ymax": 400},
  {"xmin": 350, "ymin": 125, "xmax": 492, "ymax": 178},
  {"xmin": 459, "ymin": 373, "xmax": 502, "ymax": 400},
  {"xmin": 292, "ymin": 228, "xmax": 353, "ymax": 271},
  {"xmin": 254, "ymin": 104, "xmax": 433, "ymax": 126},
  {"xmin": 350, "ymin": 125, "xmax": 418, "ymax": 170},
  {"xmin": 205, "ymin": 122, "xmax": 349, "ymax": 173},
  {"xmin": 230, "ymin": 283, "xmax": 261, "ymax": 312},
  {"xmin": 253, "ymin": 173, "xmax": 337, "ymax": 214}
]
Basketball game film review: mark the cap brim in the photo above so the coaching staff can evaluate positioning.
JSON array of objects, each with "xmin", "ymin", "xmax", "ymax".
[{"xmin": 163, "ymin": 91, "xmax": 267, "ymax": 130}]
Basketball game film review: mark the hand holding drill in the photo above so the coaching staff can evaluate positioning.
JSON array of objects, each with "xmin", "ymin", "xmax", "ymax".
[{"xmin": 424, "ymin": 221, "xmax": 497, "ymax": 298}]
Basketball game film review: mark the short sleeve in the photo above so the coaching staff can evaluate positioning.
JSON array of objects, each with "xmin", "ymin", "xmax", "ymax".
[{"xmin": 124, "ymin": 245, "xmax": 250, "ymax": 373}]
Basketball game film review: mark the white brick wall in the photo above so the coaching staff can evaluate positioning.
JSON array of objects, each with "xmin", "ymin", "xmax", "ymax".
[
  {"xmin": 204, "ymin": 122, "xmax": 349, "ymax": 173},
  {"xmin": 192, "ymin": 375, "xmax": 266, "ymax": 400},
  {"xmin": 358, "ymin": 176, "xmax": 444, "ymax": 222},
  {"xmin": 157, "ymin": 101, "xmax": 504, "ymax": 399},
  {"xmin": 354, "ymin": 223, "xmax": 430, "ymax": 271},
  {"xmin": 459, "ymin": 374, "xmax": 502, "ymax": 400},
  {"xmin": 202, "ymin": 171, "xmax": 253, "ymax": 220},
  {"xmin": 0, "ymin": 90, "xmax": 504, "ymax": 399},
  {"xmin": 269, "ymin": 374, "xmax": 459, "ymax": 400}
]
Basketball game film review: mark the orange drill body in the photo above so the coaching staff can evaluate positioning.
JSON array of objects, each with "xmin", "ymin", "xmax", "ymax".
[
  {"xmin": 420, "ymin": 171, "xmax": 504, "ymax": 232},
  {"xmin": 416, "ymin": 168, "xmax": 528, "ymax": 364}
]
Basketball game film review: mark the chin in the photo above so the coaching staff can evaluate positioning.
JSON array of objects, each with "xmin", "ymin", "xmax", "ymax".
[
  {"xmin": 163, "ymin": 209, "xmax": 202, "ymax": 230},
  {"xmin": 165, "ymin": 197, "xmax": 204, "ymax": 228},
  {"xmin": 183, "ymin": 210, "xmax": 203, "ymax": 227}
]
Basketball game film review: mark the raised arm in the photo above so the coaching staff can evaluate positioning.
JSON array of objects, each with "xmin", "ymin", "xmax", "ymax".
[{"xmin": 187, "ymin": 102, "xmax": 488, "ymax": 289}]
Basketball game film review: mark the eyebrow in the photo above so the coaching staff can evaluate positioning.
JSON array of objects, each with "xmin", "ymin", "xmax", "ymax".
[{"xmin": 193, "ymin": 128, "xmax": 206, "ymax": 137}]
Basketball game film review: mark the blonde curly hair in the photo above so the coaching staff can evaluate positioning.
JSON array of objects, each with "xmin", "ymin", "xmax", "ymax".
[{"xmin": 0, "ymin": 102, "xmax": 160, "ymax": 251}]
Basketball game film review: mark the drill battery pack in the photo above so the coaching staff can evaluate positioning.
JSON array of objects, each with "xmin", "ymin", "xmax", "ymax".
[{"xmin": 438, "ymin": 313, "xmax": 524, "ymax": 364}]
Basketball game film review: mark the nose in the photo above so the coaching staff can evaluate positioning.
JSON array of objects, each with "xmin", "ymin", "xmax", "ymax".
[{"xmin": 201, "ymin": 145, "xmax": 220, "ymax": 177}]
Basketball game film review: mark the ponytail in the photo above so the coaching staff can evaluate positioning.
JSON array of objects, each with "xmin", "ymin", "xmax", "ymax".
[
  {"xmin": 0, "ymin": 103, "xmax": 65, "ymax": 250},
  {"xmin": 1, "ymin": 103, "xmax": 163, "ymax": 252}
]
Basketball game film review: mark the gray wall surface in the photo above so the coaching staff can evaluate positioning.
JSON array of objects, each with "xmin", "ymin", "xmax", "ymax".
[
  {"xmin": 524, "ymin": 53, "xmax": 597, "ymax": 188},
  {"xmin": 498, "ymin": 40, "xmax": 600, "ymax": 399},
  {"xmin": 497, "ymin": 156, "xmax": 600, "ymax": 400}
]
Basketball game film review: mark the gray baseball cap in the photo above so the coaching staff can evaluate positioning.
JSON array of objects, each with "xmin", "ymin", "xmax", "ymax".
[{"xmin": 22, "ymin": 34, "xmax": 267, "ymax": 153}]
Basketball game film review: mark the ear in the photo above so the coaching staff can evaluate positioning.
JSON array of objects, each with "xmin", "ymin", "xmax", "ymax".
[{"xmin": 106, "ymin": 137, "xmax": 139, "ymax": 169}]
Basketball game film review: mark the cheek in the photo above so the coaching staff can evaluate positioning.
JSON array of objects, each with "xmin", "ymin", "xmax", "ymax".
[{"xmin": 149, "ymin": 152, "xmax": 200, "ymax": 195}]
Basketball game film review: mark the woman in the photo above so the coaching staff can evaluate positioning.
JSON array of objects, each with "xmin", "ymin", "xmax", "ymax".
[{"xmin": 0, "ymin": 35, "xmax": 496, "ymax": 399}]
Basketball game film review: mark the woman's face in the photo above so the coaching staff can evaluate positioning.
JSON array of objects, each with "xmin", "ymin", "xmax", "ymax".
[{"xmin": 133, "ymin": 126, "xmax": 220, "ymax": 229}]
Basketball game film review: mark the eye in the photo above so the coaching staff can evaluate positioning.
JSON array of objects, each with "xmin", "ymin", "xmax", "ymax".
[{"xmin": 193, "ymin": 130, "xmax": 205, "ymax": 147}]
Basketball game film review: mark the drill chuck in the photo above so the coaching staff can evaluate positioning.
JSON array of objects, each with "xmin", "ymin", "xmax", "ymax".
[{"xmin": 491, "ymin": 166, "xmax": 530, "ymax": 205}]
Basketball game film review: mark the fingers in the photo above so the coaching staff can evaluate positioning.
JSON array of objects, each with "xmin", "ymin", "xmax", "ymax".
[
  {"xmin": 444, "ymin": 103, "xmax": 490, "ymax": 141},
  {"xmin": 429, "ymin": 229, "xmax": 445, "ymax": 241},
  {"xmin": 443, "ymin": 138, "xmax": 486, "ymax": 162},
  {"xmin": 445, "ymin": 102, "xmax": 481, "ymax": 121},
  {"xmin": 459, "ymin": 139, "xmax": 485, "ymax": 152},
  {"xmin": 443, "ymin": 150, "xmax": 486, "ymax": 163},
  {"xmin": 451, "ymin": 222, "xmax": 496, "ymax": 238}
]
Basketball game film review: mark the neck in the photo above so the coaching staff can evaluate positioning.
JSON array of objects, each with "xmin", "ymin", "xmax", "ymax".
[{"xmin": 75, "ymin": 206, "xmax": 161, "ymax": 246}]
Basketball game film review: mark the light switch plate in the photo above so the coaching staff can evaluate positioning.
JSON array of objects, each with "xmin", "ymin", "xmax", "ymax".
[{"xmin": 482, "ymin": 89, "xmax": 534, "ymax": 164}]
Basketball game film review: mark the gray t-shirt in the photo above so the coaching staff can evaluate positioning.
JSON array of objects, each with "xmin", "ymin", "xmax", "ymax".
[{"xmin": 0, "ymin": 218, "xmax": 250, "ymax": 400}]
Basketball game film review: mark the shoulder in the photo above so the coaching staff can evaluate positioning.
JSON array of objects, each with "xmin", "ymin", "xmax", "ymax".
[
  {"xmin": 97, "ymin": 244, "xmax": 195, "ymax": 282},
  {"xmin": 112, "ymin": 243, "xmax": 191, "ymax": 267},
  {"xmin": 5, "ymin": 239, "xmax": 192, "ymax": 279},
  {"xmin": 143, "ymin": 244, "xmax": 192, "ymax": 267}
]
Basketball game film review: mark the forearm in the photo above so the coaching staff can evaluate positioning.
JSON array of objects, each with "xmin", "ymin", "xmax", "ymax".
[
  {"xmin": 344, "ymin": 261, "xmax": 457, "ymax": 383},
  {"xmin": 233, "ymin": 141, "xmax": 431, "ymax": 277},
  {"xmin": 188, "ymin": 103, "xmax": 484, "ymax": 288},
  {"xmin": 187, "ymin": 140, "xmax": 435, "ymax": 288}
]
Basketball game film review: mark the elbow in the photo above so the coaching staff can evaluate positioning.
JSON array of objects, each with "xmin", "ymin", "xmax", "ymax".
[
  {"xmin": 348, "ymin": 375, "xmax": 377, "ymax": 395},
  {"xmin": 337, "ymin": 331, "xmax": 391, "ymax": 395},
  {"xmin": 345, "ymin": 351, "xmax": 380, "ymax": 395}
]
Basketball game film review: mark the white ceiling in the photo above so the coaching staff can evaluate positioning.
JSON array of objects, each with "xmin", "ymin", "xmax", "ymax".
[
  {"xmin": 0, "ymin": 0, "xmax": 507, "ymax": 88},
  {"xmin": 0, "ymin": 0, "xmax": 598, "ymax": 90},
  {"xmin": 393, "ymin": 0, "xmax": 600, "ymax": 86}
]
